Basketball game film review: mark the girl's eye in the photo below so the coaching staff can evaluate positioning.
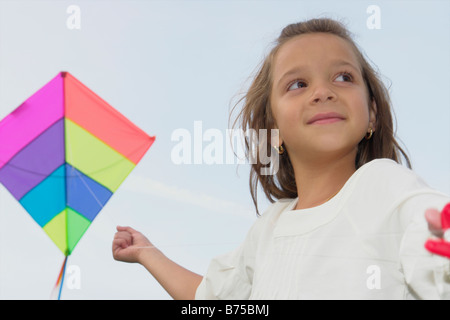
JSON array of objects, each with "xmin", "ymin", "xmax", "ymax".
[
  {"xmin": 287, "ymin": 80, "xmax": 307, "ymax": 91},
  {"xmin": 335, "ymin": 72, "xmax": 353, "ymax": 82}
]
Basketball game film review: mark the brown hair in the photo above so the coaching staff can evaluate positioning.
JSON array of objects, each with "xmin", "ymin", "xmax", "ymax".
[{"xmin": 231, "ymin": 18, "xmax": 411, "ymax": 214}]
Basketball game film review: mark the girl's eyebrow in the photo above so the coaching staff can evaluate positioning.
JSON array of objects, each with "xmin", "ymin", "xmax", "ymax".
[
  {"xmin": 275, "ymin": 59, "xmax": 360, "ymax": 89},
  {"xmin": 330, "ymin": 59, "xmax": 360, "ymax": 73},
  {"xmin": 275, "ymin": 66, "xmax": 307, "ymax": 89}
]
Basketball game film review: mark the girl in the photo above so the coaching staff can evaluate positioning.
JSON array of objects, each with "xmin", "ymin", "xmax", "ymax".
[{"xmin": 112, "ymin": 18, "xmax": 450, "ymax": 299}]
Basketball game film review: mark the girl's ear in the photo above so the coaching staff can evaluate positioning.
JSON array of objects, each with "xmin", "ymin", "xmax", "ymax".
[
  {"xmin": 369, "ymin": 98, "xmax": 377, "ymax": 129},
  {"xmin": 269, "ymin": 114, "xmax": 284, "ymax": 147},
  {"xmin": 271, "ymin": 123, "xmax": 284, "ymax": 148}
]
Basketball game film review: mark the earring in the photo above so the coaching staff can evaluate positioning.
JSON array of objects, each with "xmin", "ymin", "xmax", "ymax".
[
  {"xmin": 273, "ymin": 145, "xmax": 285, "ymax": 155},
  {"xmin": 365, "ymin": 127, "xmax": 373, "ymax": 140}
]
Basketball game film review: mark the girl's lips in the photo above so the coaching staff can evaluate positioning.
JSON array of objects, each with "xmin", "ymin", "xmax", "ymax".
[
  {"xmin": 311, "ymin": 118, "xmax": 344, "ymax": 125},
  {"xmin": 307, "ymin": 112, "xmax": 345, "ymax": 125}
]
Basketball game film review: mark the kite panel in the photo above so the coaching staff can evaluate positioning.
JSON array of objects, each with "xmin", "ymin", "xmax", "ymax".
[
  {"xmin": 66, "ymin": 207, "xmax": 91, "ymax": 254},
  {"xmin": 0, "ymin": 74, "xmax": 64, "ymax": 169},
  {"xmin": 0, "ymin": 119, "xmax": 65, "ymax": 200},
  {"xmin": 64, "ymin": 72, "xmax": 154, "ymax": 164},
  {"xmin": 19, "ymin": 165, "xmax": 66, "ymax": 227},
  {"xmin": 65, "ymin": 118, "xmax": 136, "ymax": 192},
  {"xmin": 43, "ymin": 209, "xmax": 68, "ymax": 255},
  {"xmin": 66, "ymin": 164, "xmax": 113, "ymax": 221},
  {"xmin": 41, "ymin": 206, "xmax": 93, "ymax": 255}
]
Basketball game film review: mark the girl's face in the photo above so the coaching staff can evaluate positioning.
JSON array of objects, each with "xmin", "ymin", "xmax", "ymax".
[{"xmin": 270, "ymin": 33, "xmax": 376, "ymax": 163}]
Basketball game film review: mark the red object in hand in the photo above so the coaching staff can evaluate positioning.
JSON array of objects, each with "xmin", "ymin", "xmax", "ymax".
[
  {"xmin": 441, "ymin": 203, "xmax": 450, "ymax": 230},
  {"xmin": 425, "ymin": 203, "xmax": 450, "ymax": 258}
]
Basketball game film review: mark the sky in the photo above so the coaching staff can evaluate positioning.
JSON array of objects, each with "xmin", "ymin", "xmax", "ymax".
[{"xmin": 0, "ymin": 0, "xmax": 449, "ymax": 299}]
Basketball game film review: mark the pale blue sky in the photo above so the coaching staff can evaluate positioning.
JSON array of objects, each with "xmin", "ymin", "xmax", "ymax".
[{"xmin": 0, "ymin": 0, "xmax": 449, "ymax": 299}]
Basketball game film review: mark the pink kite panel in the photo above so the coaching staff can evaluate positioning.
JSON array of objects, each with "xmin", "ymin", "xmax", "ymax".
[{"xmin": 0, "ymin": 74, "xmax": 64, "ymax": 169}]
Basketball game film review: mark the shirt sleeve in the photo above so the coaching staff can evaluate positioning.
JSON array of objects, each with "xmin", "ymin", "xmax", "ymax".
[
  {"xmin": 194, "ymin": 205, "xmax": 277, "ymax": 300},
  {"xmin": 194, "ymin": 200, "xmax": 290, "ymax": 300},
  {"xmin": 398, "ymin": 191, "xmax": 450, "ymax": 299},
  {"xmin": 195, "ymin": 242, "xmax": 253, "ymax": 300}
]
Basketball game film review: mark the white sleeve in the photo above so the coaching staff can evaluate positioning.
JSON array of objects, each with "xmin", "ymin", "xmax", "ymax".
[
  {"xmin": 194, "ymin": 200, "xmax": 282, "ymax": 300},
  {"xmin": 398, "ymin": 191, "xmax": 450, "ymax": 299},
  {"xmin": 194, "ymin": 242, "xmax": 253, "ymax": 300}
]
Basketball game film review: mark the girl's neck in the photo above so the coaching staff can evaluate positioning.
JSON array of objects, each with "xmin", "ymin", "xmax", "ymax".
[{"xmin": 292, "ymin": 150, "xmax": 357, "ymax": 210}]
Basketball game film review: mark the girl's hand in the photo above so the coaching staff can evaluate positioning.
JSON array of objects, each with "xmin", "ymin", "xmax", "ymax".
[
  {"xmin": 112, "ymin": 226, "xmax": 203, "ymax": 299},
  {"xmin": 425, "ymin": 208, "xmax": 445, "ymax": 238},
  {"xmin": 424, "ymin": 205, "xmax": 450, "ymax": 258},
  {"xmin": 112, "ymin": 226, "xmax": 155, "ymax": 263}
]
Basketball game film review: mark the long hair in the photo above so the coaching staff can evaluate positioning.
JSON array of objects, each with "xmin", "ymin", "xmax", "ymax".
[{"xmin": 231, "ymin": 18, "xmax": 411, "ymax": 214}]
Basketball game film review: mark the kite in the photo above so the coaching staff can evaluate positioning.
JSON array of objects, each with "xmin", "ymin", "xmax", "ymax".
[{"xmin": 0, "ymin": 72, "xmax": 155, "ymax": 299}]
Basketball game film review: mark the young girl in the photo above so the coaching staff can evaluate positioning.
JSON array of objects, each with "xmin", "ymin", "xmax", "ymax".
[{"xmin": 112, "ymin": 18, "xmax": 450, "ymax": 299}]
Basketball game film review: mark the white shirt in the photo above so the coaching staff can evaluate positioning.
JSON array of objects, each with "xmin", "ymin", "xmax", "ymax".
[{"xmin": 195, "ymin": 159, "xmax": 450, "ymax": 300}]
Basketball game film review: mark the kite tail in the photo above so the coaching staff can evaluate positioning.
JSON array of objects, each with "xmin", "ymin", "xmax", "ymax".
[{"xmin": 50, "ymin": 255, "xmax": 68, "ymax": 300}]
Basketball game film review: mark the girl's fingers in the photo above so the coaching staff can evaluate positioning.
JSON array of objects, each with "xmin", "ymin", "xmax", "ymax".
[
  {"xmin": 425, "ymin": 239, "xmax": 450, "ymax": 258},
  {"xmin": 113, "ymin": 230, "xmax": 134, "ymax": 249},
  {"xmin": 112, "ymin": 238, "xmax": 129, "ymax": 249},
  {"xmin": 116, "ymin": 225, "xmax": 138, "ymax": 234},
  {"xmin": 425, "ymin": 208, "xmax": 443, "ymax": 237}
]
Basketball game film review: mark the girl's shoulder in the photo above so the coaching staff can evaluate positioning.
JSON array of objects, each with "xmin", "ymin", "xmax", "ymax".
[
  {"xmin": 348, "ymin": 158, "xmax": 450, "ymax": 214},
  {"xmin": 356, "ymin": 158, "xmax": 428, "ymax": 190},
  {"xmin": 359, "ymin": 158, "xmax": 412, "ymax": 175}
]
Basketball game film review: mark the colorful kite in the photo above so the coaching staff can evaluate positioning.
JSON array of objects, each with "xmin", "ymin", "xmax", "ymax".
[{"xmin": 0, "ymin": 72, "xmax": 155, "ymax": 298}]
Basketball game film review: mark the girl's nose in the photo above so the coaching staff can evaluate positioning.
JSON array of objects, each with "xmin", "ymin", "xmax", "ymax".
[{"xmin": 310, "ymin": 82, "xmax": 337, "ymax": 105}]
